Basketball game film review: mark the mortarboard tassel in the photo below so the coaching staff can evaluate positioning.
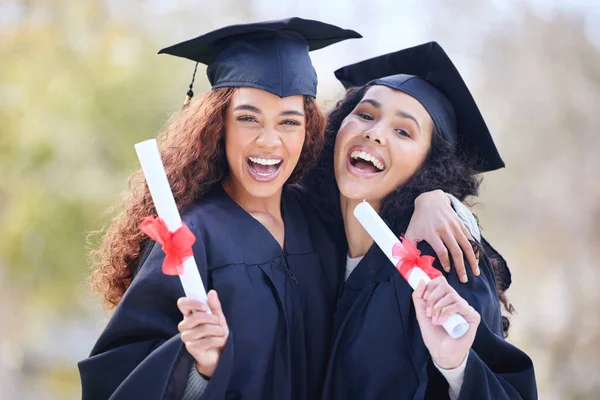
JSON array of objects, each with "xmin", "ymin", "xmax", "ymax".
[{"xmin": 183, "ymin": 62, "xmax": 199, "ymax": 106}]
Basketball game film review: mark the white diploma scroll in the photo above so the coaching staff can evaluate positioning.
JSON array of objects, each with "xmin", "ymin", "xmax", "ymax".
[
  {"xmin": 353, "ymin": 201, "xmax": 468, "ymax": 339},
  {"xmin": 135, "ymin": 139, "xmax": 208, "ymax": 304}
]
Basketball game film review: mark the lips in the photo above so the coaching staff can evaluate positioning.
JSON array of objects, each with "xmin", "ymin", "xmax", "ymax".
[
  {"xmin": 347, "ymin": 146, "xmax": 386, "ymax": 175},
  {"xmin": 246, "ymin": 156, "xmax": 283, "ymax": 182}
]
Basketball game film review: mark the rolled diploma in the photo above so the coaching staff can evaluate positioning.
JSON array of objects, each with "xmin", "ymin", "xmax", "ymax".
[
  {"xmin": 353, "ymin": 201, "xmax": 468, "ymax": 339},
  {"xmin": 135, "ymin": 139, "xmax": 208, "ymax": 304}
]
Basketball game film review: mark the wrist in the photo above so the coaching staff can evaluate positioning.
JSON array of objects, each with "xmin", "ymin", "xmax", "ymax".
[
  {"xmin": 414, "ymin": 190, "xmax": 449, "ymax": 208},
  {"xmin": 195, "ymin": 362, "xmax": 213, "ymax": 379},
  {"xmin": 433, "ymin": 351, "xmax": 468, "ymax": 370}
]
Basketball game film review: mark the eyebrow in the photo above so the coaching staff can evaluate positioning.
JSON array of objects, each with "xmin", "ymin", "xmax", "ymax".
[
  {"xmin": 233, "ymin": 104, "xmax": 262, "ymax": 114},
  {"xmin": 359, "ymin": 98, "xmax": 421, "ymax": 133},
  {"xmin": 397, "ymin": 110, "xmax": 421, "ymax": 133},
  {"xmin": 280, "ymin": 110, "xmax": 305, "ymax": 117},
  {"xmin": 233, "ymin": 104, "xmax": 304, "ymax": 118},
  {"xmin": 360, "ymin": 98, "xmax": 382, "ymax": 109}
]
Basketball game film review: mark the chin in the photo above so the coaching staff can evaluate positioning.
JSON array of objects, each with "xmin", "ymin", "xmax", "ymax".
[
  {"xmin": 337, "ymin": 180, "xmax": 371, "ymax": 202},
  {"xmin": 338, "ymin": 177, "xmax": 392, "ymax": 206},
  {"xmin": 241, "ymin": 180, "xmax": 285, "ymax": 198}
]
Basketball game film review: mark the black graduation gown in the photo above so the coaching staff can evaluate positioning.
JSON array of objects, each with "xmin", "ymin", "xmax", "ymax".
[
  {"xmin": 78, "ymin": 185, "xmax": 339, "ymax": 400},
  {"xmin": 322, "ymin": 241, "xmax": 537, "ymax": 400}
]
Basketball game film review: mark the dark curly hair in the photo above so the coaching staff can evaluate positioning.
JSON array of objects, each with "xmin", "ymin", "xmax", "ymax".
[
  {"xmin": 304, "ymin": 84, "xmax": 514, "ymax": 337},
  {"xmin": 89, "ymin": 88, "xmax": 326, "ymax": 309}
]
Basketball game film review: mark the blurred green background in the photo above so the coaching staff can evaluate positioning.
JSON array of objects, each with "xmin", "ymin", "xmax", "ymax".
[{"xmin": 1, "ymin": 0, "xmax": 599, "ymax": 398}]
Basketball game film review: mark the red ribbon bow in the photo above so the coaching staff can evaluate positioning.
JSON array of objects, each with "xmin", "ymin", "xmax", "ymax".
[
  {"xmin": 140, "ymin": 216, "xmax": 196, "ymax": 276},
  {"xmin": 392, "ymin": 236, "xmax": 441, "ymax": 281}
]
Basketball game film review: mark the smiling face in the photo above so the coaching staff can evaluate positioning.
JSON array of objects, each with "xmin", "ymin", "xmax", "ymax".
[
  {"xmin": 224, "ymin": 87, "xmax": 306, "ymax": 199},
  {"xmin": 333, "ymin": 85, "xmax": 434, "ymax": 205}
]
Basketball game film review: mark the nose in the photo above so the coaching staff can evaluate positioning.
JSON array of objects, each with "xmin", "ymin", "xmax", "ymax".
[
  {"xmin": 362, "ymin": 122, "xmax": 386, "ymax": 145},
  {"xmin": 256, "ymin": 127, "xmax": 282, "ymax": 149}
]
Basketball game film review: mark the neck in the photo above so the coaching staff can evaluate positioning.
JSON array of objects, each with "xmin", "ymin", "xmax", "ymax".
[
  {"xmin": 222, "ymin": 177, "xmax": 283, "ymax": 220},
  {"xmin": 341, "ymin": 195, "xmax": 382, "ymax": 258}
]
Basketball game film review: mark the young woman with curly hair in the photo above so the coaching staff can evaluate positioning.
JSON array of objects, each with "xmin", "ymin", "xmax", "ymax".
[
  {"xmin": 77, "ymin": 19, "xmax": 364, "ymax": 400},
  {"xmin": 304, "ymin": 43, "xmax": 537, "ymax": 399}
]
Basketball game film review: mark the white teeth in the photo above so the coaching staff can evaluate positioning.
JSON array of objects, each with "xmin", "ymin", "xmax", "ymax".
[
  {"xmin": 248, "ymin": 157, "xmax": 282, "ymax": 166},
  {"xmin": 350, "ymin": 150, "xmax": 384, "ymax": 171}
]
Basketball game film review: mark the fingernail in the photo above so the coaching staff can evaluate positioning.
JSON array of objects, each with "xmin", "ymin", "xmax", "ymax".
[
  {"xmin": 423, "ymin": 291, "xmax": 429, "ymax": 300},
  {"xmin": 426, "ymin": 307, "xmax": 432, "ymax": 317},
  {"xmin": 444, "ymin": 265, "xmax": 450, "ymax": 272},
  {"xmin": 475, "ymin": 268, "xmax": 480, "ymax": 276},
  {"xmin": 461, "ymin": 275, "xmax": 468, "ymax": 283}
]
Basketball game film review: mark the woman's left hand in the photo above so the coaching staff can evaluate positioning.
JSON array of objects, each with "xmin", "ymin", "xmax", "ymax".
[{"xmin": 412, "ymin": 276, "xmax": 480, "ymax": 369}]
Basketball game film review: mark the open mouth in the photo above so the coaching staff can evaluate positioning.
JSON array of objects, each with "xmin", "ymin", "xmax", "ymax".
[
  {"xmin": 349, "ymin": 150, "xmax": 385, "ymax": 173},
  {"xmin": 247, "ymin": 156, "xmax": 283, "ymax": 181}
]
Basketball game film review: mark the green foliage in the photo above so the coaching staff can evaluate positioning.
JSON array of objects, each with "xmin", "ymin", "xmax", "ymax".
[{"xmin": 0, "ymin": 0, "xmax": 203, "ymax": 312}]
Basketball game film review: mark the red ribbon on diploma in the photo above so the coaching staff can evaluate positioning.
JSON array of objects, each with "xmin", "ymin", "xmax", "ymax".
[
  {"xmin": 140, "ymin": 216, "xmax": 196, "ymax": 275},
  {"xmin": 392, "ymin": 237, "xmax": 441, "ymax": 281}
]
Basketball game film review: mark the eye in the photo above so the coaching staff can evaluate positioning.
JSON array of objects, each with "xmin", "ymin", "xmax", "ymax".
[
  {"xmin": 237, "ymin": 115, "xmax": 258, "ymax": 123},
  {"xmin": 358, "ymin": 113, "xmax": 373, "ymax": 121},
  {"xmin": 395, "ymin": 128, "xmax": 411, "ymax": 138},
  {"xmin": 281, "ymin": 119, "xmax": 301, "ymax": 126}
]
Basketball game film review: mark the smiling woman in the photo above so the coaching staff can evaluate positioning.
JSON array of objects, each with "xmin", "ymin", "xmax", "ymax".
[
  {"xmin": 78, "ymin": 18, "xmax": 361, "ymax": 400},
  {"xmin": 225, "ymin": 89, "xmax": 307, "ymax": 194},
  {"xmin": 307, "ymin": 42, "xmax": 537, "ymax": 399},
  {"xmin": 335, "ymin": 86, "xmax": 433, "ymax": 208},
  {"xmin": 222, "ymin": 88, "xmax": 323, "ymax": 247}
]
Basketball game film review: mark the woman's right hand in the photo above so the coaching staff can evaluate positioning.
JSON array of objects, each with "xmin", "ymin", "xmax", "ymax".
[
  {"xmin": 405, "ymin": 189, "xmax": 479, "ymax": 282},
  {"xmin": 177, "ymin": 290, "xmax": 229, "ymax": 378}
]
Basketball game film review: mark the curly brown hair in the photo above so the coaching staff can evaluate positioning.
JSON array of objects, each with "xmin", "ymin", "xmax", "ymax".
[{"xmin": 89, "ymin": 88, "xmax": 326, "ymax": 309}]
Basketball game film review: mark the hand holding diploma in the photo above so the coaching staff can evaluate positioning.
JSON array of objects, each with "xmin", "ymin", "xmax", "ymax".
[
  {"xmin": 413, "ymin": 277, "xmax": 480, "ymax": 369},
  {"xmin": 178, "ymin": 291, "xmax": 230, "ymax": 377},
  {"xmin": 136, "ymin": 139, "xmax": 230, "ymax": 375},
  {"xmin": 353, "ymin": 201, "xmax": 470, "ymax": 339}
]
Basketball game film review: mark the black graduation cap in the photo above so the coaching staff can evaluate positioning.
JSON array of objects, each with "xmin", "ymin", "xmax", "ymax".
[
  {"xmin": 159, "ymin": 17, "xmax": 361, "ymax": 103},
  {"xmin": 334, "ymin": 41, "xmax": 504, "ymax": 173}
]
